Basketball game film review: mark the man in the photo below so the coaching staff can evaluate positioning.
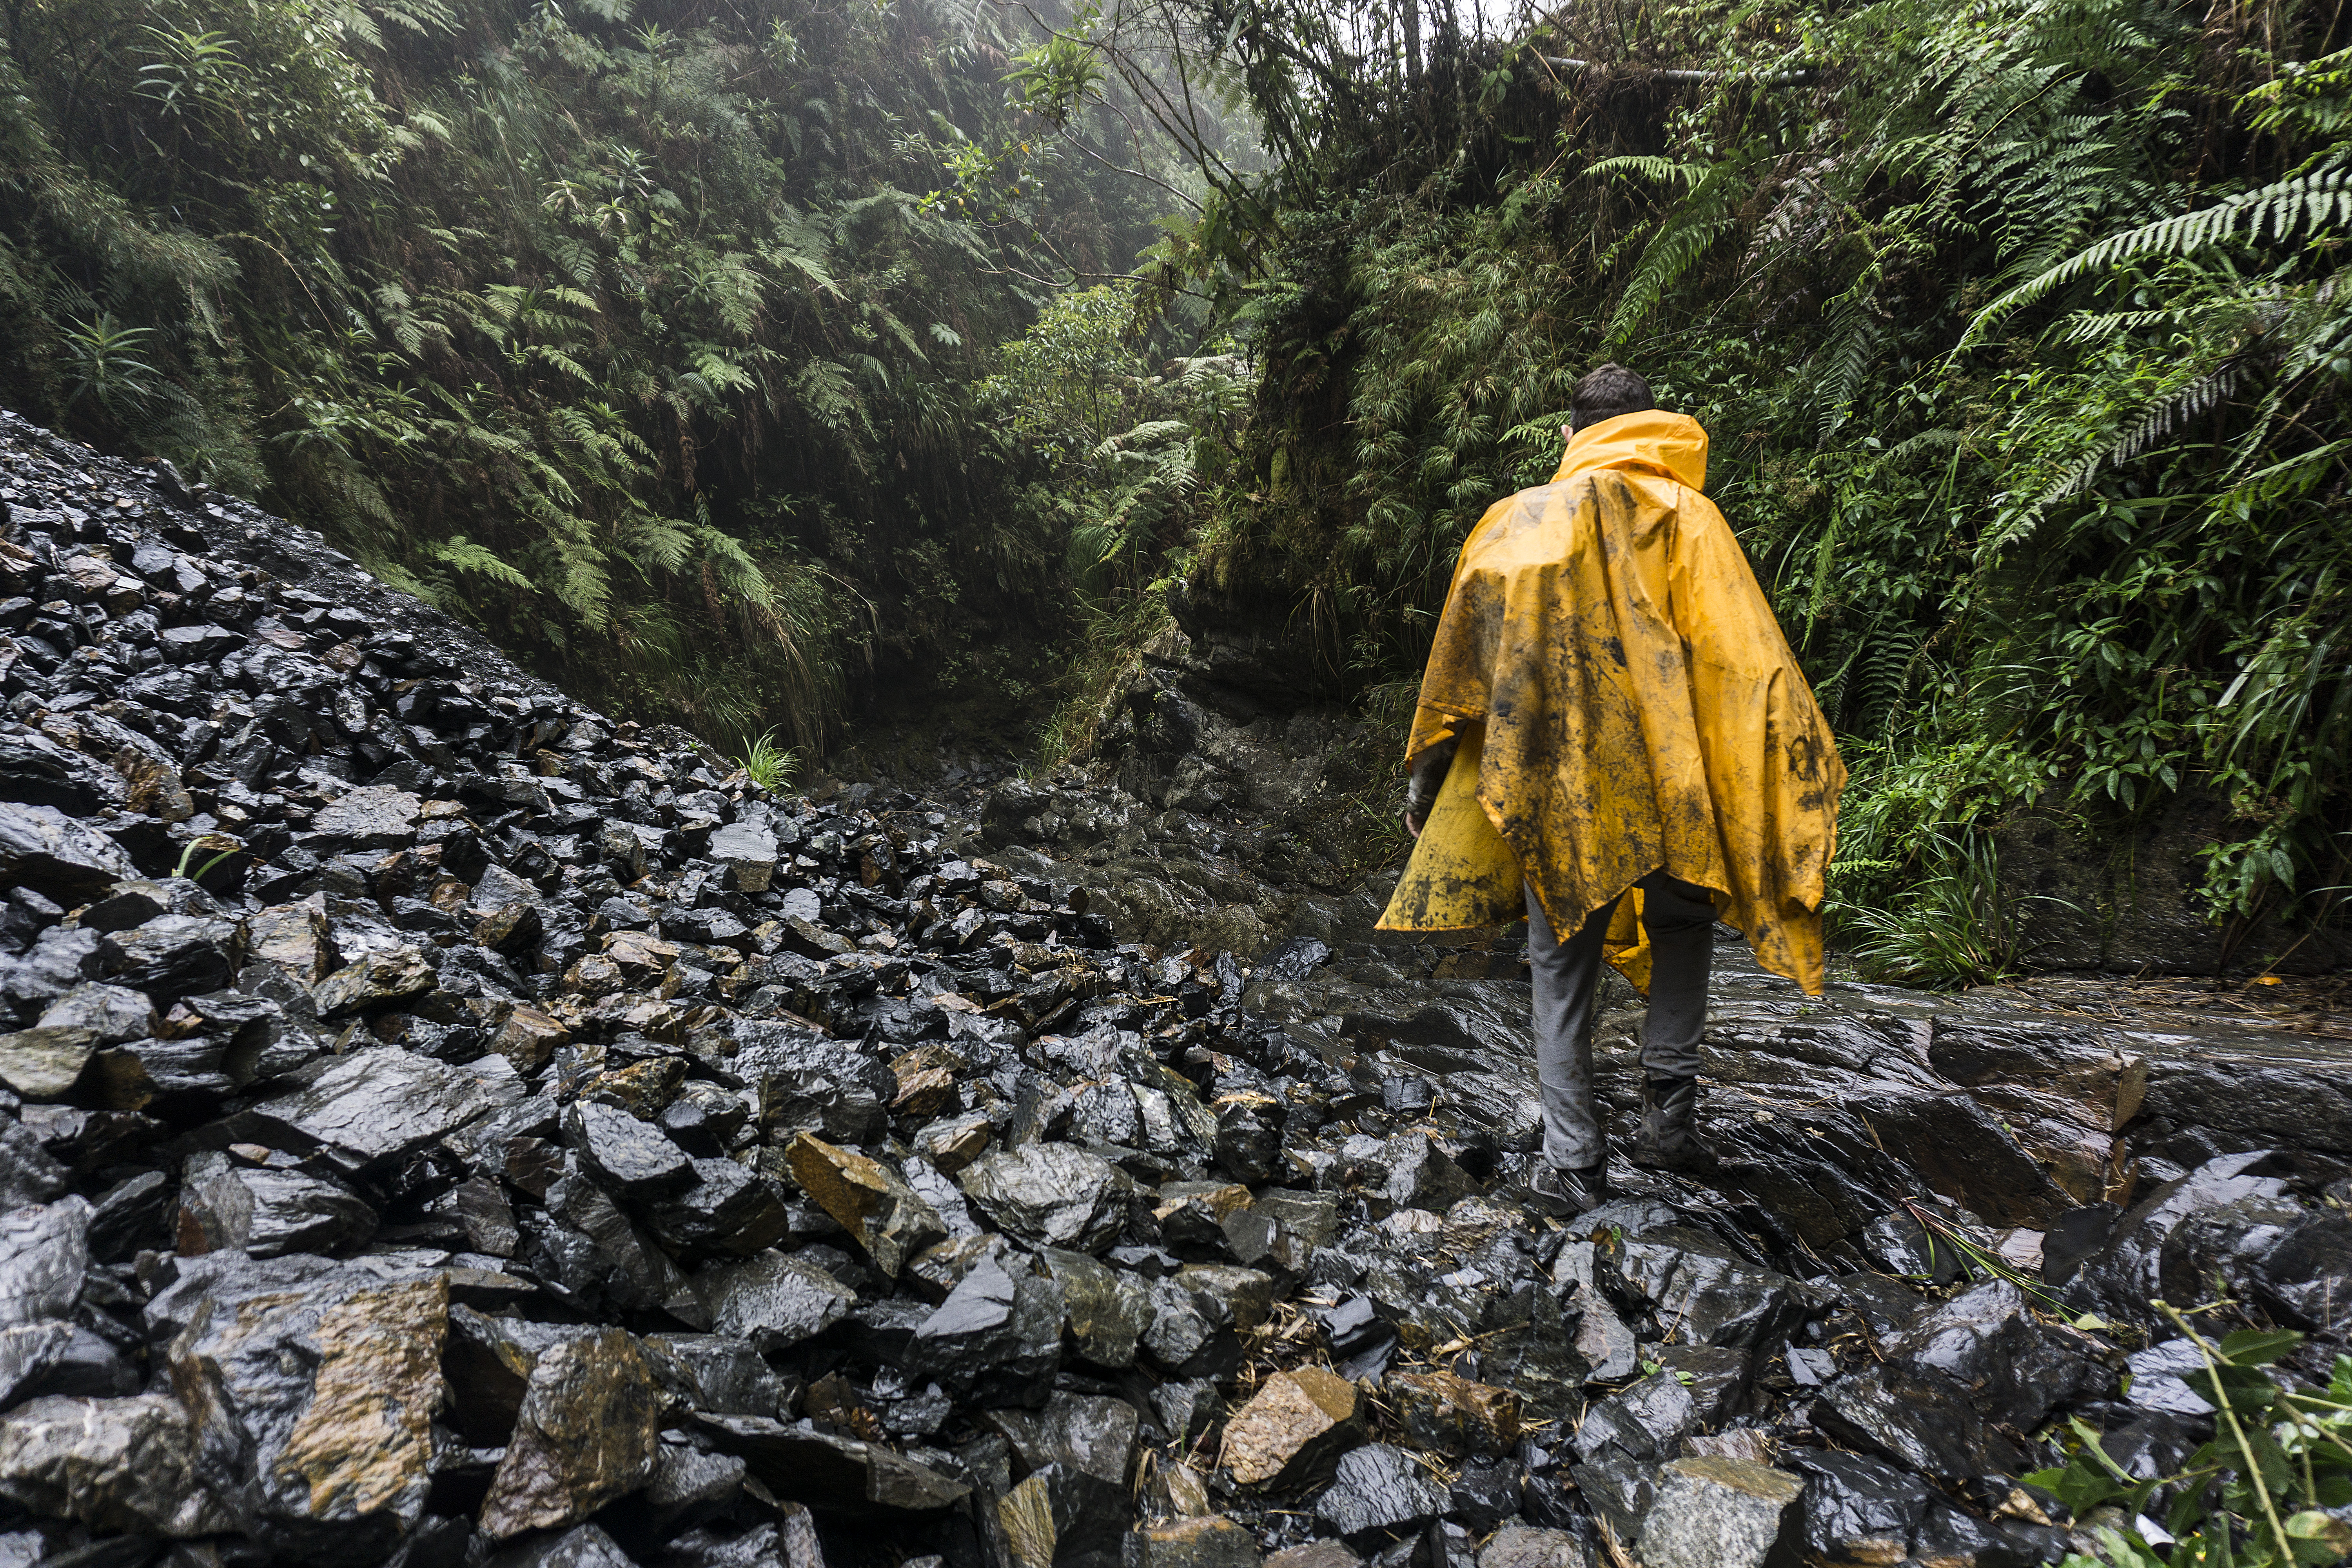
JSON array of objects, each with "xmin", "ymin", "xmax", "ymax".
[{"xmin": 1379, "ymin": 364, "xmax": 1844, "ymax": 1215}]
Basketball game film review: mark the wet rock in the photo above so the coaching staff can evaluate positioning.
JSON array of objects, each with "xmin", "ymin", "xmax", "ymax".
[
  {"xmin": 708, "ymin": 823, "xmax": 779, "ymax": 893},
  {"xmin": 479, "ymin": 1327, "xmax": 664, "ymax": 1538},
  {"xmin": 2067, "ymin": 1151, "xmax": 2290, "ymax": 1325},
  {"xmin": 1786, "ymin": 1448, "xmax": 1931, "ymax": 1566},
  {"xmin": 0, "ymin": 1198, "xmax": 87, "ymax": 1326},
  {"xmin": 1002, "ymin": 1461, "xmax": 1129, "ymax": 1568},
  {"xmin": 1633, "ymin": 1456, "xmax": 1802, "ymax": 1568},
  {"xmin": 1123, "ymin": 1515, "xmax": 1260, "ymax": 1568},
  {"xmin": 441, "ymin": 1306, "xmax": 598, "ymax": 1444},
  {"xmin": 0, "ymin": 1321, "xmax": 132, "ymax": 1403},
  {"xmin": 642, "ymin": 1332, "xmax": 793, "ymax": 1419},
  {"xmin": 1312, "ymin": 1444, "xmax": 1449, "ymax": 1548},
  {"xmin": 960, "ymin": 1144, "xmax": 1136, "ymax": 1254},
  {"xmin": 1039, "ymin": 1246, "xmax": 1152, "ymax": 1367},
  {"xmin": 0, "ymin": 1026, "xmax": 94, "ymax": 1100},
  {"xmin": 255, "ymin": 1047, "xmax": 515, "ymax": 1170},
  {"xmin": 1268, "ymin": 1542, "xmax": 1360, "ymax": 1568},
  {"xmin": 0, "ymin": 1394, "xmax": 230, "ymax": 1537},
  {"xmin": 1613, "ymin": 1229, "xmax": 1816, "ymax": 1351},
  {"xmin": 102, "ymin": 912, "xmax": 245, "ymax": 997},
  {"xmin": 732, "ymin": 1022, "xmax": 897, "ymax": 1143},
  {"xmin": 1878, "ymin": 1279, "xmax": 2111, "ymax": 1430},
  {"xmin": 787, "ymin": 1133, "xmax": 948, "ymax": 1277},
  {"xmin": 689, "ymin": 1250, "xmax": 856, "ymax": 1350},
  {"xmin": 310, "ymin": 785, "xmax": 422, "ymax": 850},
  {"xmin": 1223, "ymin": 1365, "xmax": 1365, "ymax": 1488},
  {"xmin": 314, "ymin": 947, "xmax": 437, "ymax": 1017},
  {"xmin": 147, "ymin": 1252, "xmax": 448, "ymax": 1558},
  {"xmin": 0, "ymin": 1119, "xmax": 65, "ymax": 1212},
  {"xmin": 486, "ymin": 1522, "xmax": 639, "ymax": 1568},
  {"xmin": 693, "ymin": 1414, "xmax": 971, "ymax": 1515},
  {"xmin": 1387, "ymin": 1370, "xmax": 1519, "ymax": 1458},
  {"xmin": 0, "ymin": 803, "xmax": 136, "ymax": 904},
  {"xmin": 985, "ymin": 1391, "xmax": 1140, "ymax": 1484},
  {"xmin": 36, "ymin": 980, "xmax": 158, "ymax": 1043},
  {"xmin": 1573, "ymin": 1369, "xmax": 1697, "ymax": 1464},
  {"xmin": 564, "ymin": 1098, "xmax": 693, "ymax": 1197},
  {"xmin": 642, "ymin": 1156, "xmax": 793, "ymax": 1259},
  {"xmin": 1813, "ymin": 1363, "xmax": 2027, "ymax": 1479},
  {"xmin": 1565, "ymin": 1452, "xmax": 1655, "ymax": 1545},
  {"xmin": 175, "ymin": 1151, "xmax": 377, "ymax": 1257},
  {"xmin": 1475, "ymin": 1524, "xmax": 1588, "ymax": 1568},
  {"xmin": 907, "ymin": 1245, "xmax": 1064, "ymax": 1404}
]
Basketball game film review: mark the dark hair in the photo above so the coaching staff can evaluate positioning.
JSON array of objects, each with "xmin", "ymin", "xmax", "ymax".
[{"xmin": 1570, "ymin": 363, "xmax": 1655, "ymax": 430}]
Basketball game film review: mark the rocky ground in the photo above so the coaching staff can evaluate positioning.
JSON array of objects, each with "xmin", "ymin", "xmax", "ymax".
[{"xmin": 0, "ymin": 404, "xmax": 2347, "ymax": 1568}]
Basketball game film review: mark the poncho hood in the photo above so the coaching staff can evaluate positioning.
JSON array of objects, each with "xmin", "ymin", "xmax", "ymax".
[{"xmin": 1378, "ymin": 410, "xmax": 1845, "ymax": 993}]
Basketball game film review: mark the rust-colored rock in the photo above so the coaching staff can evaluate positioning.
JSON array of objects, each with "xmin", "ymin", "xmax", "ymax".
[
  {"xmin": 478, "ymin": 1327, "xmax": 663, "ymax": 1538},
  {"xmin": 786, "ymin": 1133, "xmax": 947, "ymax": 1278},
  {"xmin": 1221, "ymin": 1365, "xmax": 1365, "ymax": 1489}
]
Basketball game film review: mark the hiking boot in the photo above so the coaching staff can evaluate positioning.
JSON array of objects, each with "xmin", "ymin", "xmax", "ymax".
[
  {"xmin": 1523, "ymin": 1160, "xmax": 1610, "ymax": 1217},
  {"xmin": 1633, "ymin": 1073, "xmax": 1706, "ymax": 1169}
]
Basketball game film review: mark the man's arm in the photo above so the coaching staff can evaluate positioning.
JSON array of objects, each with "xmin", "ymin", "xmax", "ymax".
[{"xmin": 1402, "ymin": 734, "xmax": 1459, "ymax": 838}]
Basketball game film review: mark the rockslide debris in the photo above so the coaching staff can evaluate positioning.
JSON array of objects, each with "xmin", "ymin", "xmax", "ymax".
[{"xmin": 0, "ymin": 403, "xmax": 2346, "ymax": 1568}]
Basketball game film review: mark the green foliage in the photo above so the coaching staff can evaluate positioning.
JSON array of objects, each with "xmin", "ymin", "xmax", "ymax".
[
  {"xmin": 0, "ymin": 0, "xmax": 1183, "ymax": 748},
  {"xmin": 2042, "ymin": 1314, "xmax": 2352, "ymax": 1568},
  {"xmin": 735, "ymin": 730, "xmax": 799, "ymax": 792}
]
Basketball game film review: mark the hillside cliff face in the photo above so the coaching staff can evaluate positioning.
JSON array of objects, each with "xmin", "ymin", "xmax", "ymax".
[{"xmin": 0, "ymin": 406, "xmax": 2347, "ymax": 1568}]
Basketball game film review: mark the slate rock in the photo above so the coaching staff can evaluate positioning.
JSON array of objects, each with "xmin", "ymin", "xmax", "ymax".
[
  {"xmin": 908, "ymin": 1245, "xmax": 1064, "ymax": 1405},
  {"xmin": 1223, "ymin": 1365, "xmax": 1365, "ymax": 1488},
  {"xmin": 0, "ymin": 1393, "xmax": 230, "ymax": 1537},
  {"xmin": 1002, "ymin": 1460, "xmax": 1129, "ymax": 1568},
  {"xmin": 0, "ymin": 1119, "xmax": 67, "ymax": 1211},
  {"xmin": 960, "ymin": 1144, "xmax": 1136, "ymax": 1254},
  {"xmin": 708, "ymin": 823, "xmax": 779, "ymax": 893},
  {"xmin": 690, "ymin": 1250, "xmax": 856, "ymax": 1351},
  {"xmin": 642, "ymin": 1156, "xmax": 793, "ymax": 1259},
  {"xmin": 1039, "ymin": 1245, "xmax": 1152, "ymax": 1367},
  {"xmin": 1613, "ymin": 1228, "xmax": 1815, "ymax": 1351},
  {"xmin": 0, "ymin": 1026, "xmax": 94, "ymax": 1100},
  {"xmin": 0, "ymin": 1321, "xmax": 132, "ymax": 1404},
  {"xmin": 1633, "ymin": 1456, "xmax": 1802, "ymax": 1568},
  {"xmin": 1786, "ymin": 1448, "xmax": 1932, "ymax": 1566},
  {"xmin": 1313, "ymin": 1444, "xmax": 1449, "ymax": 1548},
  {"xmin": 983, "ymin": 1391, "xmax": 1140, "ymax": 1485},
  {"xmin": 485, "ymin": 1522, "xmax": 639, "ymax": 1568},
  {"xmin": 1385, "ymin": 1370, "xmax": 1520, "ymax": 1458},
  {"xmin": 310, "ymin": 785, "xmax": 422, "ymax": 849},
  {"xmin": 642, "ymin": 1333, "xmax": 794, "ymax": 1419},
  {"xmin": 1475, "ymin": 1524, "xmax": 1588, "ymax": 1568},
  {"xmin": 103, "ymin": 912, "xmax": 245, "ymax": 997},
  {"xmin": 1573, "ymin": 1369, "xmax": 1697, "ymax": 1464},
  {"xmin": 255, "ymin": 1047, "xmax": 514, "ymax": 1169},
  {"xmin": 1565, "ymin": 1453, "xmax": 1655, "ymax": 1546},
  {"xmin": 0, "ymin": 1198, "xmax": 88, "ymax": 1327},
  {"xmin": 146, "ymin": 1252, "xmax": 449, "ymax": 1559},
  {"xmin": 1448, "ymin": 1457, "xmax": 1526, "ymax": 1534},
  {"xmin": 2066, "ymin": 1151, "xmax": 2290, "ymax": 1324},
  {"xmin": 731, "ymin": 1021, "xmax": 897, "ymax": 1143},
  {"xmin": 564, "ymin": 1099, "xmax": 693, "ymax": 1197},
  {"xmin": 175, "ymin": 1151, "xmax": 378, "ymax": 1258},
  {"xmin": 787, "ymin": 1132, "xmax": 949, "ymax": 1277},
  {"xmin": 1813, "ymin": 1363, "xmax": 2027, "ymax": 1479},
  {"xmin": 313, "ymin": 947, "xmax": 438, "ymax": 1017},
  {"xmin": 0, "ymin": 803, "xmax": 136, "ymax": 904},
  {"xmin": 1122, "ymin": 1515, "xmax": 1260, "ymax": 1568},
  {"xmin": 34, "ymin": 981, "xmax": 156, "ymax": 1043},
  {"xmin": 693, "ymin": 1414, "xmax": 971, "ymax": 1515},
  {"xmin": 479, "ymin": 1327, "xmax": 664, "ymax": 1539},
  {"xmin": 1879, "ymin": 1279, "xmax": 2111, "ymax": 1430}
]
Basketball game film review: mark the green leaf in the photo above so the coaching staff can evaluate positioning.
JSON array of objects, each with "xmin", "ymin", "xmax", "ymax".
[{"xmin": 2220, "ymin": 1330, "xmax": 2306, "ymax": 1367}]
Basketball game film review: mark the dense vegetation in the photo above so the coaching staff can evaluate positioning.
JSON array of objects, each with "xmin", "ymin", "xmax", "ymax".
[
  {"xmin": 7, "ymin": 0, "xmax": 2348, "ymax": 965},
  {"xmin": 0, "ymin": 0, "xmax": 1236, "ymax": 748}
]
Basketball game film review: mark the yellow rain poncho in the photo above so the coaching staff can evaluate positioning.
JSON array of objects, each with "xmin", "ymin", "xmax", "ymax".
[{"xmin": 1377, "ymin": 410, "xmax": 1846, "ymax": 994}]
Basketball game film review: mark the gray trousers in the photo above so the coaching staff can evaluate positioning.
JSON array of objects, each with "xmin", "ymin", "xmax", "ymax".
[{"xmin": 1527, "ymin": 872, "xmax": 1715, "ymax": 1170}]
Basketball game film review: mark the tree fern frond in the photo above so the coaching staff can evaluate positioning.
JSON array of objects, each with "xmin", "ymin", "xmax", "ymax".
[{"xmin": 1963, "ymin": 156, "xmax": 2352, "ymax": 348}]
